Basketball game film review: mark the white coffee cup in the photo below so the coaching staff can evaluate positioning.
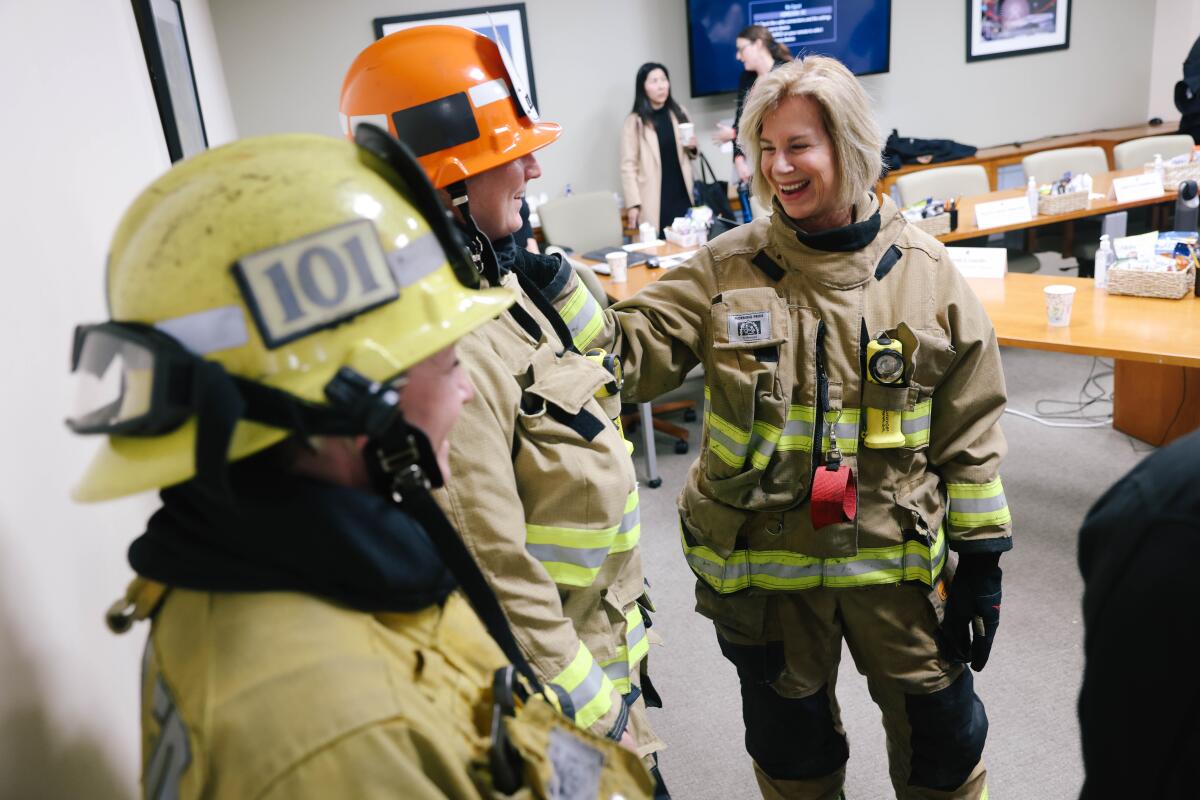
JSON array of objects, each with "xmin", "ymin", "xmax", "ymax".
[
  {"xmin": 606, "ymin": 251, "xmax": 628, "ymax": 283},
  {"xmin": 1043, "ymin": 284, "xmax": 1076, "ymax": 327},
  {"xmin": 678, "ymin": 122, "xmax": 695, "ymax": 146},
  {"xmin": 639, "ymin": 221, "xmax": 657, "ymax": 244}
]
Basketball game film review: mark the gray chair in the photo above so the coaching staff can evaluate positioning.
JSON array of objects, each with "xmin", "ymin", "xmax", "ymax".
[
  {"xmin": 1022, "ymin": 146, "xmax": 1110, "ymax": 275},
  {"xmin": 539, "ymin": 192, "xmax": 624, "ymax": 254},
  {"xmin": 1112, "ymin": 134, "xmax": 1195, "ymax": 170},
  {"xmin": 570, "ymin": 262, "xmax": 670, "ymax": 488},
  {"xmin": 895, "ymin": 165, "xmax": 1040, "ymax": 273}
]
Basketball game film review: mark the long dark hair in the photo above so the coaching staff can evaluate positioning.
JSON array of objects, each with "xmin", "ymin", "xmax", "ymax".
[
  {"xmin": 631, "ymin": 62, "xmax": 689, "ymax": 125},
  {"xmin": 738, "ymin": 25, "xmax": 794, "ymax": 63}
]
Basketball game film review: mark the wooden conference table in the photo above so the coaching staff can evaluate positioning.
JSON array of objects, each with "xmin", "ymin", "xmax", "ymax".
[
  {"xmin": 592, "ymin": 235, "xmax": 1198, "ymax": 447},
  {"xmin": 941, "ymin": 167, "xmax": 1178, "ymax": 244}
]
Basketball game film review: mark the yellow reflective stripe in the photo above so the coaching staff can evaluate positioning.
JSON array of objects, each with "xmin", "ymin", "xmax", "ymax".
[
  {"xmin": 610, "ymin": 489, "xmax": 641, "ymax": 553},
  {"xmin": 704, "ymin": 386, "xmax": 753, "ymax": 469},
  {"xmin": 625, "ymin": 604, "xmax": 649, "ymax": 665},
  {"xmin": 526, "ymin": 490, "xmax": 639, "ymax": 585},
  {"xmin": 748, "ymin": 420, "xmax": 783, "ymax": 470},
  {"xmin": 526, "ymin": 523, "xmax": 618, "ymax": 587},
  {"xmin": 946, "ymin": 477, "xmax": 1011, "ymax": 529},
  {"xmin": 552, "ymin": 641, "xmax": 615, "ymax": 730},
  {"xmin": 599, "ymin": 653, "xmax": 631, "ymax": 694},
  {"xmin": 777, "ymin": 405, "xmax": 816, "ymax": 452},
  {"xmin": 560, "ymin": 283, "xmax": 604, "ymax": 351},
  {"xmin": 683, "ymin": 524, "xmax": 947, "ymax": 594},
  {"xmin": 902, "ymin": 399, "xmax": 932, "ymax": 447}
]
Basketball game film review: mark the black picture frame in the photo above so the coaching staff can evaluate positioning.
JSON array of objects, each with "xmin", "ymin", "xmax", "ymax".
[
  {"xmin": 373, "ymin": 3, "xmax": 538, "ymax": 109},
  {"xmin": 966, "ymin": 0, "xmax": 1071, "ymax": 63},
  {"xmin": 131, "ymin": 0, "xmax": 208, "ymax": 162}
]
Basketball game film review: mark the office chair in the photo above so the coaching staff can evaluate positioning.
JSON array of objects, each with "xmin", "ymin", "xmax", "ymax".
[
  {"xmin": 1112, "ymin": 134, "xmax": 1195, "ymax": 171},
  {"xmin": 894, "ymin": 164, "xmax": 1040, "ymax": 273},
  {"xmin": 569, "ymin": 262, "xmax": 694, "ymax": 488},
  {"xmin": 1113, "ymin": 135, "xmax": 1196, "ymax": 234},
  {"xmin": 538, "ymin": 191, "xmax": 624, "ymax": 254},
  {"xmin": 1022, "ymin": 146, "xmax": 1110, "ymax": 276}
]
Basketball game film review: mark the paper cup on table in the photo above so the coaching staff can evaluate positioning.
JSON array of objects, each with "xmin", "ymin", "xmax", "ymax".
[
  {"xmin": 1043, "ymin": 284, "xmax": 1076, "ymax": 327},
  {"xmin": 678, "ymin": 122, "xmax": 695, "ymax": 146},
  {"xmin": 639, "ymin": 222, "xmax": 657, "ymax": 243},
  {"xmin": 606, "ymin": 251, "xmax": 628, "ymax": 283}
]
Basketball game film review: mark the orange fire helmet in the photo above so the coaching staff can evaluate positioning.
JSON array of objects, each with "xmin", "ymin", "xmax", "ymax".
[{"xmin": 340, "ymin": 25, "xmax": 562, "ymax": 188}]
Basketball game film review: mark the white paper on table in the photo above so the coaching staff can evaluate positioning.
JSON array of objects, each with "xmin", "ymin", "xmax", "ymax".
[
  {"xmin": 623, "ymin": 240, "xmax": 664, "ymax": 252},
  {"xmin": 653, "ymin": 249, "xmax": 698, "ymax": 269},
  {"xmin": 974, "ymin": 196, "xmax": 1033, "ymax": 229},
  {"xmin": 946, "ymin": 247, "xmax": 1007, "ymax": 278},
  {"xmin": 1109, "ymin": 173, "xmax": 1165, "ymax": 203},
  {"xmin": 587, "ymin": 261, "xmax": 610, "ymax": 275},
  {"xmin": 1113, "ymin": 231, "xmax": 1159, "ymax": 263}
]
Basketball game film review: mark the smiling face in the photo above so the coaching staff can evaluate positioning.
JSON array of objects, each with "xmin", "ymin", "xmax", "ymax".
[
  {"xmin": 759, "ymin": 93, "xmax": 849, "ymax": 232},
  {"xmin": 643, "ymin": 68, "xmax": 670, "ymax": 109},
  {"xmin": 464, "ymin": 153, "xmax": 542, "ymax": 241}
]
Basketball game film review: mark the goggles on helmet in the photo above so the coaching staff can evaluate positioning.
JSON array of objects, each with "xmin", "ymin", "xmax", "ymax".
[{"xmin": 68, "ymin": 322, "xmax": 198, "ymax": 436}]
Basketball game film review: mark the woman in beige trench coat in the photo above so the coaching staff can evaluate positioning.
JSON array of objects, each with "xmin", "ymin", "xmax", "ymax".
[{"xmin": 621, "ymin": 62, "xmax": 696, "ymax": 234}]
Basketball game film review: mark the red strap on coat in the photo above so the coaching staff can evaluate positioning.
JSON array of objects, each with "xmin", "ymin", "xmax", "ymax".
[{"xmin": 810, "ymin": 464, "xmax": 858, "ymax": 530}]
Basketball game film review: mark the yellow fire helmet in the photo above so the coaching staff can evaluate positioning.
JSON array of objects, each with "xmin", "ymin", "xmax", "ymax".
[{"xmin": 69, "ymin": 126, "xmax": 515, "ymax": 502}]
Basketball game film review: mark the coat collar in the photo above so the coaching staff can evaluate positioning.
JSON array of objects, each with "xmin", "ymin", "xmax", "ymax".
[{"xmin": 767, "ymin": 193, "xmax": 904, "ymax": 289}]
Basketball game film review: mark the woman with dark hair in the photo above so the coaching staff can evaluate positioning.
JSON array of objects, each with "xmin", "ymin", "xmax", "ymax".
[
  {"xmin": 713, "ymin": 24, "xmax": 794, "ymax": 185},
  {"xmin": 621, "ymin": 62, "xmax": 696, "ymax": 233}
]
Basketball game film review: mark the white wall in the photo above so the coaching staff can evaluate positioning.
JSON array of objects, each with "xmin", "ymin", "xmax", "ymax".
[
  {"xmin": 1147, "ymin": 0, "xmax": 1200, "ymax": 123},
  {"xmin": 0, "ymin": 1, "xmax": 234, "ymax": 794},
  {"xmin": 209, "ymin": 0, "xmax": 1165, "ymax": 198}
]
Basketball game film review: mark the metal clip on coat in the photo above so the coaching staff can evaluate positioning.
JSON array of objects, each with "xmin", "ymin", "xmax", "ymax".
[{"xmin": 864, "ymin": 332, "xmax": 905, "ymax": 449}]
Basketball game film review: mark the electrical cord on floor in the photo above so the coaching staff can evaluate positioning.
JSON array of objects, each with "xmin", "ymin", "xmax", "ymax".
[{"xmin": 1004, "ymin": 357, "xmax": 1115, "ymax": 428}]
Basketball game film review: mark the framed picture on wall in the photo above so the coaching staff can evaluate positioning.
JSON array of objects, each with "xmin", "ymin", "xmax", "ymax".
[
  {"xmin": 131, "ymin": 0, "xmax": 208, "ymax": 162},
  {"xmin": 967, "ymin": 0, "xmax": 1071, "ymax": 62},
  {"xmin": 373, "ymin": 3, "xmax": 538, "ymax": 108}
]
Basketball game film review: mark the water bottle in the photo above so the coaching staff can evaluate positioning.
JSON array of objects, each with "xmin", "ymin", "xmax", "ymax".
[
  {"xmin": 1094, "ymin": 234, "xmax": 1115, "ymax": 290},
  {"xmin": 737, "ymin": 181, "xmax": 753, "ymax": 223},
  {"xmin": 1026, "ymin": 177, "xmax": 1039, "ymax": 216},
  {"xmin": 1153, "ymin": 153, "xmax": 1165, "ymax": 184}
]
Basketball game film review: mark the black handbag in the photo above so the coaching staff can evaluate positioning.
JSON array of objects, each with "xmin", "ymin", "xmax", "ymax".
[{"xmin": 693, "ymin": 152, "xmax": 736, "ymax": 221}]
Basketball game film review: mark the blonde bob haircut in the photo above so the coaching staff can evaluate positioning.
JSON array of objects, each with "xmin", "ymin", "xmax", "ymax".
[{"xmin": 738, "ymin": 55, "xmax": 884, "ymax": 214}]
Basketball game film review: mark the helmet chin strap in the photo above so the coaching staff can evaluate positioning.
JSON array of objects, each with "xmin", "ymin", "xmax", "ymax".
[{"xmin": 448, "ymin": 180, "xmax": 501, "ymax": 286}]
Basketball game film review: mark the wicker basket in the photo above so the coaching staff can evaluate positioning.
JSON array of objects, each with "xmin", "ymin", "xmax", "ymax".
[
  {"xmin": 1038, "ymin": 190, "xmax": 1088, "ymax": 215},
  {"xmin": 1163, "ymin": 161, "xmax": 1200, "ymax": 190},
  {"xmin": 908, "ymin": 213, "xmax": 950, "ymax": 236},
  {"xmin": 1106, "ymin": 263, "xmax": 1195, "ymax": 299}
]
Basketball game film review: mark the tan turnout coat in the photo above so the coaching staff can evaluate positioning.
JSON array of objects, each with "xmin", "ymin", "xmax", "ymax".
[
  {"xmin": 550, "ymin": 193, "xmax": 1012, "ymax": 631},
  {"xmin": 435, "ymin": 270, "xmax": 661, "ymax": 754},
  {"xmin": 620, "ymin": 110, "xmax": 696, "ymax": 231},
  {"xmin": 120, "ymin": 582, "xmax": 654, "ymax": 799}
]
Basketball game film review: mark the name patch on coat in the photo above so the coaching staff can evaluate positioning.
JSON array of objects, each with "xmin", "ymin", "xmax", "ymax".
[{"xmin": 728, "ymin": 311, "xmax": 770, "ymax": 344}]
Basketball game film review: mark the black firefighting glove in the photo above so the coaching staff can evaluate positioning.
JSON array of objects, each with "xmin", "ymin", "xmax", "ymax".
[{"xmin": 940, "ymin": 552, "xmax": 1002, "ymax": 672}]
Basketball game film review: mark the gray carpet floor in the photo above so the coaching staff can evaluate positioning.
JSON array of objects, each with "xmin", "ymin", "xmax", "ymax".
[{"xmin": 631, "ymin": 253, "xmax": 1150, "ymax": 799}]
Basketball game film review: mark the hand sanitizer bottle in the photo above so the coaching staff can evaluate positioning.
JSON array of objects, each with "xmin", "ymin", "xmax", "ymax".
[
  {"xmin": 1095, "ymin": 234, "xmax": 1115, "ymax": 290},
  {"xmin": 1026, "ymin": 177, "xmax": 1039, "ymax": 216}
]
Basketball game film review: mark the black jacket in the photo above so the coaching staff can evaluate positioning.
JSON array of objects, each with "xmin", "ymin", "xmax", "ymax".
[{"xmin": 1077, "ymin": 428, "xmax": 1200, "ymax": 799}]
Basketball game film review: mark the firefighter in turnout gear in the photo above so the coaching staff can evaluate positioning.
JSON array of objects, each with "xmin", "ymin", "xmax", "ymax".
[
  {"xmin": 72, "ymin": 131, "xmax": 654, "ymax": 799},
  {"xmin": 340, "ymin": 26, "xmax": 668, "ymax": 792},
  {"xmin": 518, "ymin": 56, "xmax": 1010, "ymax": 800}
]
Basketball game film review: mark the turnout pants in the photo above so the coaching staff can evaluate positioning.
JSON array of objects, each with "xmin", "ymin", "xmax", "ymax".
[{"xmin": 703, "ymin": 582, "xmax": 989, "ymax": 800}]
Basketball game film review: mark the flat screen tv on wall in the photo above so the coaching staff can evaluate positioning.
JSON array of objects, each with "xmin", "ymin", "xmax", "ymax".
[{"xmin": 687, "ymin": 0, "xmax": 892, "ymax": 97}]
